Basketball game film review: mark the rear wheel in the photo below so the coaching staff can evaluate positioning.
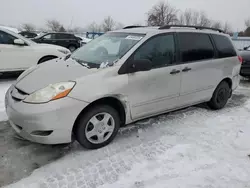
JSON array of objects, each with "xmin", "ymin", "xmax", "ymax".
[
  {"xmin": 208, "ymin": 81, "xmax": 230, "ymax": 110},
  {"xmin": 74, "ymin": 105, "xmax": 120, "ymax": 149}
]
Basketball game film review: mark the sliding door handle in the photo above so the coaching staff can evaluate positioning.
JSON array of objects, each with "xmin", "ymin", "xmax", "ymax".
[
  {"xmin": 182, "ymin": 67, "xmax": 192, "ymax": 72},
  {"xmin": 170, "ymin": 69, "xmax": 180, "ymax": 75}
]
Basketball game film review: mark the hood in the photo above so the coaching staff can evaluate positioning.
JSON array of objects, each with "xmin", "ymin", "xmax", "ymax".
[{"xmin": 15, "ymin": 58, "xmax": 98, "ymax": 94}]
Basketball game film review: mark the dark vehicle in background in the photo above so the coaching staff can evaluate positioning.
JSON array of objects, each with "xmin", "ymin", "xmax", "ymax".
[
  {"xmin": 19, "ymin": 31, "xmax": 38, "ymax": 38},
  {"xmin": 239, "ymin": 46, "xmax": 250, "ymax": 78},
  {"xmin": 32, "ymin": 32, "xmax": 81, "ymax": 52}
]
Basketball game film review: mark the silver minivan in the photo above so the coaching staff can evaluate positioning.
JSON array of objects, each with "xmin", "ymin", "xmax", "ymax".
[{"xmin": 5, "ymin": 25, "xmax": 241, "ymax": 149}]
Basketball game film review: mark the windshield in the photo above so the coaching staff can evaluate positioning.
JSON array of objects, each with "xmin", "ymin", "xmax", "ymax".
[{"xmin": 70, "ymin": 32, "xmax": 145, "ymax": 68}]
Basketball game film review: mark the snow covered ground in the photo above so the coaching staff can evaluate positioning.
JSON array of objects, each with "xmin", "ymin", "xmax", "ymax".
[{"xmin": 1, "ymin": 80, "xmax": 250, "ymax": 188}]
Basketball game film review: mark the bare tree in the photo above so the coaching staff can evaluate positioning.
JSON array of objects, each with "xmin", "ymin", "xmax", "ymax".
[
  {"xmin": 46, "ymin": 19, "xmax": 63, "ymax": 32},
  {"xmin": 88, "ymin": 22, "xmax": 102, "ymax": 32},
  {"xmin": 245, "ymin": 27, "xmax": 250, "ymax": 36},
  {"xmin": 102, "ymin": 16, "xmax": 116, "ymax": 32},
  {"xmin": 178, "ymin": 9, "xmax": 211, "ymax": 27},
  {"xmin": 59, "ymin": 26, "xmax": 66, "ymax": 32},
  {"xmin": 115, "ymin": 22, "xmax": 125, "ymax": 30},
  {"xmin": 245, "ymin": 18, "xmax": 250, "ymax": 28},
  {"xmin": 211, "ymin": 21, "xmax": 222, "ymax": 29},
  {"xmin": 21, "ymin": 23, "xmax": 35, "ymax": 31},
  {"xmin": 199, "ymin": 12, "xmax": 211, "ymax": 27},
  {"xmin": 223, "ymin": 22, "xmax": 232, "ymax": 33},
  {"xmin": 147, "ymin": 1, "xmax": 178, "ymax": 26}
]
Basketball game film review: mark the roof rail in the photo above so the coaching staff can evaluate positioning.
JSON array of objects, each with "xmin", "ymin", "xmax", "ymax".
[
  {"xmin": 123, "ymin": 25, "xmax": 146, "ymax": 29},
  {"xmin": 159, "ymin": 25, "xmax": 224, "ymax": 33}
]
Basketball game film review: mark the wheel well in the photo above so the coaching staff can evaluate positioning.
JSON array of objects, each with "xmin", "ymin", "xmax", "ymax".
[
  {"xmin": 221, "ymin": 77, "xmax": 232, "ymax": 89},
  {"xmin": 73, "ymin": 97, "xmax": 126, "ymax": 134},
  {"xmin": 38, "ymin": 55, "xmax": 57, "ymax": 64}
]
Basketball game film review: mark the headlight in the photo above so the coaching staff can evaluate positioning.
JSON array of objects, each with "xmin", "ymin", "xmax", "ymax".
[
  {"xmin": 23, "ymin": 82, "xmax": 75, "ymax": 104},
  {"xmin": 58, "ymin": 49, "xmax": 70, "ymax": 54}
]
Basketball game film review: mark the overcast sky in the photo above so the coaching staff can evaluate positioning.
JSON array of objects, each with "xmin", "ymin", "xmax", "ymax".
[{"xmin": 0, "ymin": 0, "xmax": 249, "ymax": 31}]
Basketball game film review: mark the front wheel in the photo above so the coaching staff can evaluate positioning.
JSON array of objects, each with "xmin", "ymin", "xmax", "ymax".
[
  {"xmin": 208, "ymin": 81, "xmax": 230, "ymax": 110},
  {"xmin": 74, "ymin": 105, "xmax": 120, "ymax": 149}
]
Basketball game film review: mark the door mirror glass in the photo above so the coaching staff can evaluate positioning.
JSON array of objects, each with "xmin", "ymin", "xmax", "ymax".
[
  {"xmin": 14, "ymin": 39, "xmax": 25, "ymax": 45},
  {"xmin": 128, "ymin": 59, "xmax": 152, "ymax": 73}
]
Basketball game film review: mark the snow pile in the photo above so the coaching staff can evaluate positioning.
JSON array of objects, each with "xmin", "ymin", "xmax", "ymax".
[{"xmin": 0, "ymin": 81, "xmax": 12, "ymax": 121}]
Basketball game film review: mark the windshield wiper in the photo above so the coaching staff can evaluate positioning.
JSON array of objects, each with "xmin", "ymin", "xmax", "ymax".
[{"xmin": 71, "ymin": 57, "xmax": 90, "ymax": 69}]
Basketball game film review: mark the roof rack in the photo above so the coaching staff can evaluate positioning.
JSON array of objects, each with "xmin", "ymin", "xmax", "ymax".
[
  {"xmin": 159, "ymin": 25, "xmax": 225, "ymax": 33},
  {"xmin": 123, "ymin": 25, "xmax": 146, "ymax": 29}
]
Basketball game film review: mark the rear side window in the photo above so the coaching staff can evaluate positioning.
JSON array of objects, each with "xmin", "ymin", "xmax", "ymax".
[
  {"xmin": 179, "ymin": 33, "xmax": 215, "ymax": 63},
  {"xmin": 56, "ymin": 34, "xmax": 74, "ymax": 39},
  {"xmin": 212, "ymin": 34, "xmax": 237, "ymax": 58}
]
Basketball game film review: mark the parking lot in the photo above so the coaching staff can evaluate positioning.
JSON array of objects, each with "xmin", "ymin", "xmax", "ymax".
[{"xmin": 0, "ymin": 77, "xmax": 250, "ymax": 188}]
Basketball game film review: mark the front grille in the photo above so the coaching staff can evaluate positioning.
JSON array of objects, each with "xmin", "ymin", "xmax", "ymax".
[{"xmin": 11, "ymin": 87, "xmax": 29, "ymax": 101}]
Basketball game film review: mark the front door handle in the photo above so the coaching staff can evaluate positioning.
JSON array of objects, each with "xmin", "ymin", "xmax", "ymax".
[
  {"xmin": 170, "ymin": 69, "xmax": 180, "ymax": 75},
  {"xmin": 182, "ymin": 67, "xmax": 192, "ymax": 72}
]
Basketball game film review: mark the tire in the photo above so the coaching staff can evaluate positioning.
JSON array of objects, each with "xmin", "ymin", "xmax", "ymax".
[
  {"xmin": 74, "ymin": 105, "xmax": 120, "ymax": 149},
  {"xmin": 38, "ymin": 56, "xmax": 57, "ymax": 64},
  {"xmin": 208, "ymin": 81, "xmax": 230, "ymax": 110},
  {"xmin": 68, "ymin": 45, "xmax": 77, "ymax": 52}
]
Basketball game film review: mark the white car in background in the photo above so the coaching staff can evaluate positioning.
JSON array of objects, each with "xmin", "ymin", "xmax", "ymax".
[
  {"xmin": 0, "ymin": 27, "xmax": 70, "ymax": 74},
  {"xmin": 75, "ymin": 35, "xmax": 92, "ymax": 46}
]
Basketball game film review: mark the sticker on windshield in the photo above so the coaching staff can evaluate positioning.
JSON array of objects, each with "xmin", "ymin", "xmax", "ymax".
[{"xmin": 125, "ymin": 35, "xmax": 143, "ymax": 41}]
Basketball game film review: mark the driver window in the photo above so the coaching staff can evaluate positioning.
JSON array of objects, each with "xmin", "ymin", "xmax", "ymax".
[
  {"xmin": 133, "ymin": 34, "xmax": 176, "ymax": 68},
  {"xmin": 0, "ymin": 31, "xmax": 17, "ymax": 45}
]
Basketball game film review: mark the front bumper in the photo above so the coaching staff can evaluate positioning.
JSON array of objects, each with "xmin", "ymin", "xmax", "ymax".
[
  {"xmin": 5, "ymin": 86, "xmax": 88, "ymax": 144},
  {"xmin": 240, "ymin": 64, "xmax": 250, "ymax": 77}
]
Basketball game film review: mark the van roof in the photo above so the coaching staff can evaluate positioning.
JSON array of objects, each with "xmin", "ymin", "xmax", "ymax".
[{"xmin": 112, "ymin": 25, "xmax": 228, "ymax": 37}]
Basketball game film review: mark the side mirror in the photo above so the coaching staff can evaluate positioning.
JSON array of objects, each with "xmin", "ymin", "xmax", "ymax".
[
  {"xmin": 14, "ymin": 39, "xmax": 25, "ymax": 46},
  {"xmin": 128, "ymin": 59, "xmax": 152, "ymax": 73}
]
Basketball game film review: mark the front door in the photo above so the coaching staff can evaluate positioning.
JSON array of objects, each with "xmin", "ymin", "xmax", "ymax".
[
  {"xmin": 0, "ymin": 31, "xmax": 34, "ymax": 71},
  {"xmin": 127, "ymin": 33, "xmax": 182, "ymax": 120}
]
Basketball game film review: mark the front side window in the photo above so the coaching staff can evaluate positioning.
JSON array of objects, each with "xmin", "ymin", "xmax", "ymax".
[
  {"xmin": 212, "ymin": 34, "xmax": 237, "ymax": 58},
  {"xmin": 133, "ymin": 34, "xmax": 176, "ymax": 68},
  {"xmin": 179, "ymin": 33, "xmax": 215, "ymax": 62},
  {"xmin": 0, "ymin": 31, "xmax": 17, "ymax": 45},
  {"xmin": 70, "ymin": 32, "xmax": 144, "ymax": 68}
]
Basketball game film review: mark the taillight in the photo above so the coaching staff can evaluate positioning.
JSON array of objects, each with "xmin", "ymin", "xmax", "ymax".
[{"xmin": 238, "ymin": 56, "xmax": 243, "ymax": 64}]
